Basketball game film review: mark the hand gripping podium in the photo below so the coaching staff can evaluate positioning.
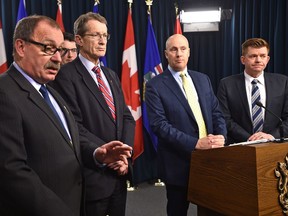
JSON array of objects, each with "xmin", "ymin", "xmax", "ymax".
[{"xmin": 188, "ymin": 142, "xmax": 288, "ymax": 216}]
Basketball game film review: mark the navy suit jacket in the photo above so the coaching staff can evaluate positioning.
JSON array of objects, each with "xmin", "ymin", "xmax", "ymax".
[
  {"xmin": 217, "ymin": 73, "xmax": 288, "ymax": 144},
  {"xmin": 51, "ymin": 57, "xmax": 135, "ymax": 200},
  {"xmin": 0, "ymin": 65, "xmax": 84, "ymax": 216},
  {"xmin": 145, "ymin": 69, "xmax": 226, "ymax": 187}
]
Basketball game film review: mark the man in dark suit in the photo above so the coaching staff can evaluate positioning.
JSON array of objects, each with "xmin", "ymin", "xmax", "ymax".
[
  {"xmin": 0, "ymin": 15, "xmax": 132, "ymax": 216},
  {"xmin": 217, "ymin": 38, "xmax": 288, "ymax": 145},
  {"xmin": 51, "ymin": 12, "xmax": 135, "ymax": 216},
  {"xmin": 145, "ymin": 34, "xmax": 226, "ymax": 216}
]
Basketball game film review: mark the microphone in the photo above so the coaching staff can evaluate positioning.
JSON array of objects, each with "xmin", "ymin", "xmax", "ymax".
[{"xmin": 256, "ymin": 101, "xmax": 285, "ymax": 143}]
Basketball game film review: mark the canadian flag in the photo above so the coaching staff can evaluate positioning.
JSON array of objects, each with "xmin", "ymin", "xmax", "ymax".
[
  {"xmin": 0, "ymin": 20, "xmax": 7, "ymax": 74},
  {"xmin": 174, "ymin": 14, "xmax": 182, "ymax": 34},
  {"xmin": 56, "ymin": 0, "xmax": 65, "ymax": 32},
  {"xmin": 121, "ymin": 8, "xmax": 144, "ymax": 160}
]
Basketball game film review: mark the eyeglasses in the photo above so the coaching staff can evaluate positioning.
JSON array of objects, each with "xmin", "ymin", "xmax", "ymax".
[
  {"xmin": 23, "ymin": 38, "xmax": 63, "ymax": 55},
  {"xmin": 82, "ymin": 33, "xmax": 110, "ymax": 41},
  {"xmin": 60, "ymin": 48, "xmax": 78, "ymax": 56}
]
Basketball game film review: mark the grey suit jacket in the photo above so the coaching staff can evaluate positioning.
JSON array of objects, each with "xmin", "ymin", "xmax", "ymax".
[
  {"xmin": 217, "ymin": 72, "xmax": 288, "ymax": 144},
  {"xmin": 0, "ymin": 65, "xmax": 84, "ymax": 216}
]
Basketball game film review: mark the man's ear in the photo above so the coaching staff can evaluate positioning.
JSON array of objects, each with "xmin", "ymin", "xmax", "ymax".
[
  {"xmin": 14, "ymin": 39, "xmax": 26, "ymax": 58},
  {"xmin": 75, "ymin": 35, "xmax": 83, "ymax": 47}
]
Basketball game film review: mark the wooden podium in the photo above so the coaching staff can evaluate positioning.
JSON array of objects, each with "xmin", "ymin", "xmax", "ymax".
[{"xmin": 188, "ymin": 142, "xmax": 288, "ymax": 216}]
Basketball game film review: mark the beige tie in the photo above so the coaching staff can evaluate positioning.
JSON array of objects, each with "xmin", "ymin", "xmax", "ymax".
[{"xmin": 180, "ymin": 72, "xmax": 207, "ymax": 138}]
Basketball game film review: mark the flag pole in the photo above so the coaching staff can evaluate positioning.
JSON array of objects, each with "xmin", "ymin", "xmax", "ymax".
[
  {"xmin": 174, "ymin": 2, "xmax": 179, "ymax": 16},
  {"xmin": 145, "ymin": 0, "xmax": 153, "ymax": 21},
  {"xmin": 144, "ymin": 0, "xmax": 164, "ymax": 188},
  {"xmin": 174, "ymin": 1, "xmax": 183, "ymax": 34},
  {"xmin": 128, "ymin": 0, "xmax": 132, "ymax": 9},
  {"xmin": 125, "ymin": 0, "xmax": 137, "ymax": 192}
]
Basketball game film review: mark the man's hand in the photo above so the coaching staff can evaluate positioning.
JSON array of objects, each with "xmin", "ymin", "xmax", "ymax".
[
  {"xmin": 248, "ymin": 132, "xmax": 274, "ymax": 141},
  {"xmin": 107, "ymin": 160, "xmax": 129, "ymax": 176},
  {"xmin": 94, "ymin": 141, "xmax": 132, "ymax": 165},
  {"xmin": 195, "ymin": 134, "xmax": 225, "ymax": 150}
]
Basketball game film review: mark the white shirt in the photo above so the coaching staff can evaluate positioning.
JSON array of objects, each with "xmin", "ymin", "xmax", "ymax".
[{"xmin": 79, "ymin": 54, "xmax": 113, "ymax": 95}]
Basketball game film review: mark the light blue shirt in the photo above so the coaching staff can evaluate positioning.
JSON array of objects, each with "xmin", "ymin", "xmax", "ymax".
[{"xmin": 168, "ymin": 65, "xmax": 199, "ymax": 102}]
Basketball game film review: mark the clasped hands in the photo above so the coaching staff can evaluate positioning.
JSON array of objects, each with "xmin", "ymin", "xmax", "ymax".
[
  {"xmin": 248, "ymin": 131, "xmax": 274, "ymax": 141},
  {"xmin": 95, "ymin": 141, "xmax": 132, "ymax": 176},
  {"xmin": 195, "ymin": 134, "xmax": 225, "ymax": 150}
]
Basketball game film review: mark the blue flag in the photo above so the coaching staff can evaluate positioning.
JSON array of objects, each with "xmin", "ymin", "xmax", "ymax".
[
  {"xmin": 92, "ymin": 1, "xmax": 107, "ymax": 66},
  {"xmin": 17, "ymin": 0, "xmax": 27, "ymax": 22},
  {"xmin": 142, "ymin": 15, "xmax": 163, "ymax": 151}
]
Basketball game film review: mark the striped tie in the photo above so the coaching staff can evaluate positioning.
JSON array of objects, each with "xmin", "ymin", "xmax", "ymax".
[
  {"xmin": 180, "ymin": 72, "xmax": 207, "ymax": 138},
  {"xmin": 93, "ymin": 66, "xmax": 116, "ymax": 120},
  {"xmin": 251, "ymin": 79, "xmax": 264, "ymax": 132}
]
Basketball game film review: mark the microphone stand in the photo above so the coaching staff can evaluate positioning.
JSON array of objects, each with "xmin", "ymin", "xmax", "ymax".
[
  {"xmin": 256, "ymin": 101, "xmax": 285, "ymax": 143},
  {"xmin": 278, "ymin": 123, "xmax": 285, "ymax": 143}
]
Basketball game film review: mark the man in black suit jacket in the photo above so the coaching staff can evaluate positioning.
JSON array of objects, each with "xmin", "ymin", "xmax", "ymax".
[
  {"xmin": 0, "ymin": 15, "xmax": 132, "ymax": 216},
  {"xmin": 217, "ymin": 38, "xmax": 288, "ymax": 145},
  {"xmin": 51, "ymin": 12, "xmax": 135, "ymax": 216}
]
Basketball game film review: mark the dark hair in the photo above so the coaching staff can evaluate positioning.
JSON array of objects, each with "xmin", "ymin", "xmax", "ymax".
[
  {"xmin": 74, "ymin": 12, "xmax": 108, "ymax": 36},
  {"xmin": 63, "ymin": 32, "xmax": 75, "ymax": 42},
  {"xmin": 242, "ymin": 38, "xmax": 270, "ymax": 55},
  {"xmin": 13, "ymin": 15, "xmax": 61, "ymax": 56}
]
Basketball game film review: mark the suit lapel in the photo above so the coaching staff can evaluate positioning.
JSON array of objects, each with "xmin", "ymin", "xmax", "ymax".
[
  {"xmin": 74, "ymin": 59, "xmax": 115, "ymax": 123},
  {"xmin": 162, "ymin": 70, "xmax": 196, "ymax": 120},
  {"xmin": 46, "ymin": 86, "xmax": 76, "ymax": 145},
  {"xmin": 9, "ymin": 66, "xmax": 73, "ymax": 148},
  {"xmin": 236, "ymin": 75, "xmax": 251, "ymax": 119}
]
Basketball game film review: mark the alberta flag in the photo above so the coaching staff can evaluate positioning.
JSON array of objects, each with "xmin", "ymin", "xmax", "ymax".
[
  {"xmin": 93, "ymin": 1, "xmax": 107, "ymax": 66},
  {"xmin": 142, "ymin": 15, "xmax": 163, "ymax": 151},
  {"xmin": 17, "ymin": 0, "xmax": 27, "ymax": 22},
  {"xmin": 16, "ymin": 0, "xmax": 27, "ymax": 22}
]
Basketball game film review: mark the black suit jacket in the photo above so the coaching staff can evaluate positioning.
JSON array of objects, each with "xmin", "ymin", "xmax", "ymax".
[
  {"xmin": 51, "ymin": 57, "xmax": 135, "ymax": 200},
  {"xmin": 217, "ymin": 73, "xmax": 288, "ymax": 144},
  {"xmin": 0, "ymin": 65, "xmax": 84, "ymax": 216}
]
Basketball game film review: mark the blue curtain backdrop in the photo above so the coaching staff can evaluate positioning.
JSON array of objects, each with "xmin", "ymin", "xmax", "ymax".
[{"xmin": 1, "ymin": 0, "xmax": 288, "ymax": 183}]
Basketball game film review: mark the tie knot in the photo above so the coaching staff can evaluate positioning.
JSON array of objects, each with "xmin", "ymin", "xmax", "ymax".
[
  {"xmin": 39, "ymin": 85, "xmax": 48, "ymax": 96},
  {"xmin": 251, "ymin": 79, "xmax": 259, "ymax": 85},
  {"xmin": 92, "ymin": 66, "xmax": 101, "ymax": 74},
  {"xmin": 180, "ymin": 71, "xmax": 185, "ymax": 76},
  {"xmin": 179, "ymin": 71, "xmax": 186, "ymax": 79}
]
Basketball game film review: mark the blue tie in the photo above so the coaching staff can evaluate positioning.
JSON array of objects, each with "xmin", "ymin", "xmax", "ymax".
[
  {"xmin": 39, "ymin": 85, "xmax": 65, "ymax": 130},
  {"xmin": 251, "ymin": 79, "xmax": 264, "ymax": 133}
]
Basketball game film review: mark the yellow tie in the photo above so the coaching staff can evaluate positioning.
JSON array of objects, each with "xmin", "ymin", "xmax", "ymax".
[{"xmin": 180, "ymin": 72, "xmax": 207, "ymax": 138}]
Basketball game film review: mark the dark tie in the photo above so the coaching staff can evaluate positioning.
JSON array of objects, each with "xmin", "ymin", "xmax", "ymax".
[
  {"xmin": 92, "ymin": 66, "xmax": 116, "ymax": 120},
  {"xmin": 251, "ymin": 79, "xmax": 264, "ymax": 132},
  {"xmin": 39, "ymin": 85, "xmax": 66, "ymax": 130}
]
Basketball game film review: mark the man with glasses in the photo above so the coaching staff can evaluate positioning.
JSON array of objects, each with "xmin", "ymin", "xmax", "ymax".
[
  {"xmin": 51, "ymin": 12, "xmax": 135, "ymax": 216},
  {"xmin": 60, "ymin": 32, "xmax": 77, "ymax": 65},
  {"xmin": 0, "ymin": 15, "xmax": 132, "ymax": 216}
]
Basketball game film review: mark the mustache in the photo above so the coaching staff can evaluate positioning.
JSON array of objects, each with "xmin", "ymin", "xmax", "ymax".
[{"xmin": 45, "ymin": 62, "xmax": 60, "ymax": 71}]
